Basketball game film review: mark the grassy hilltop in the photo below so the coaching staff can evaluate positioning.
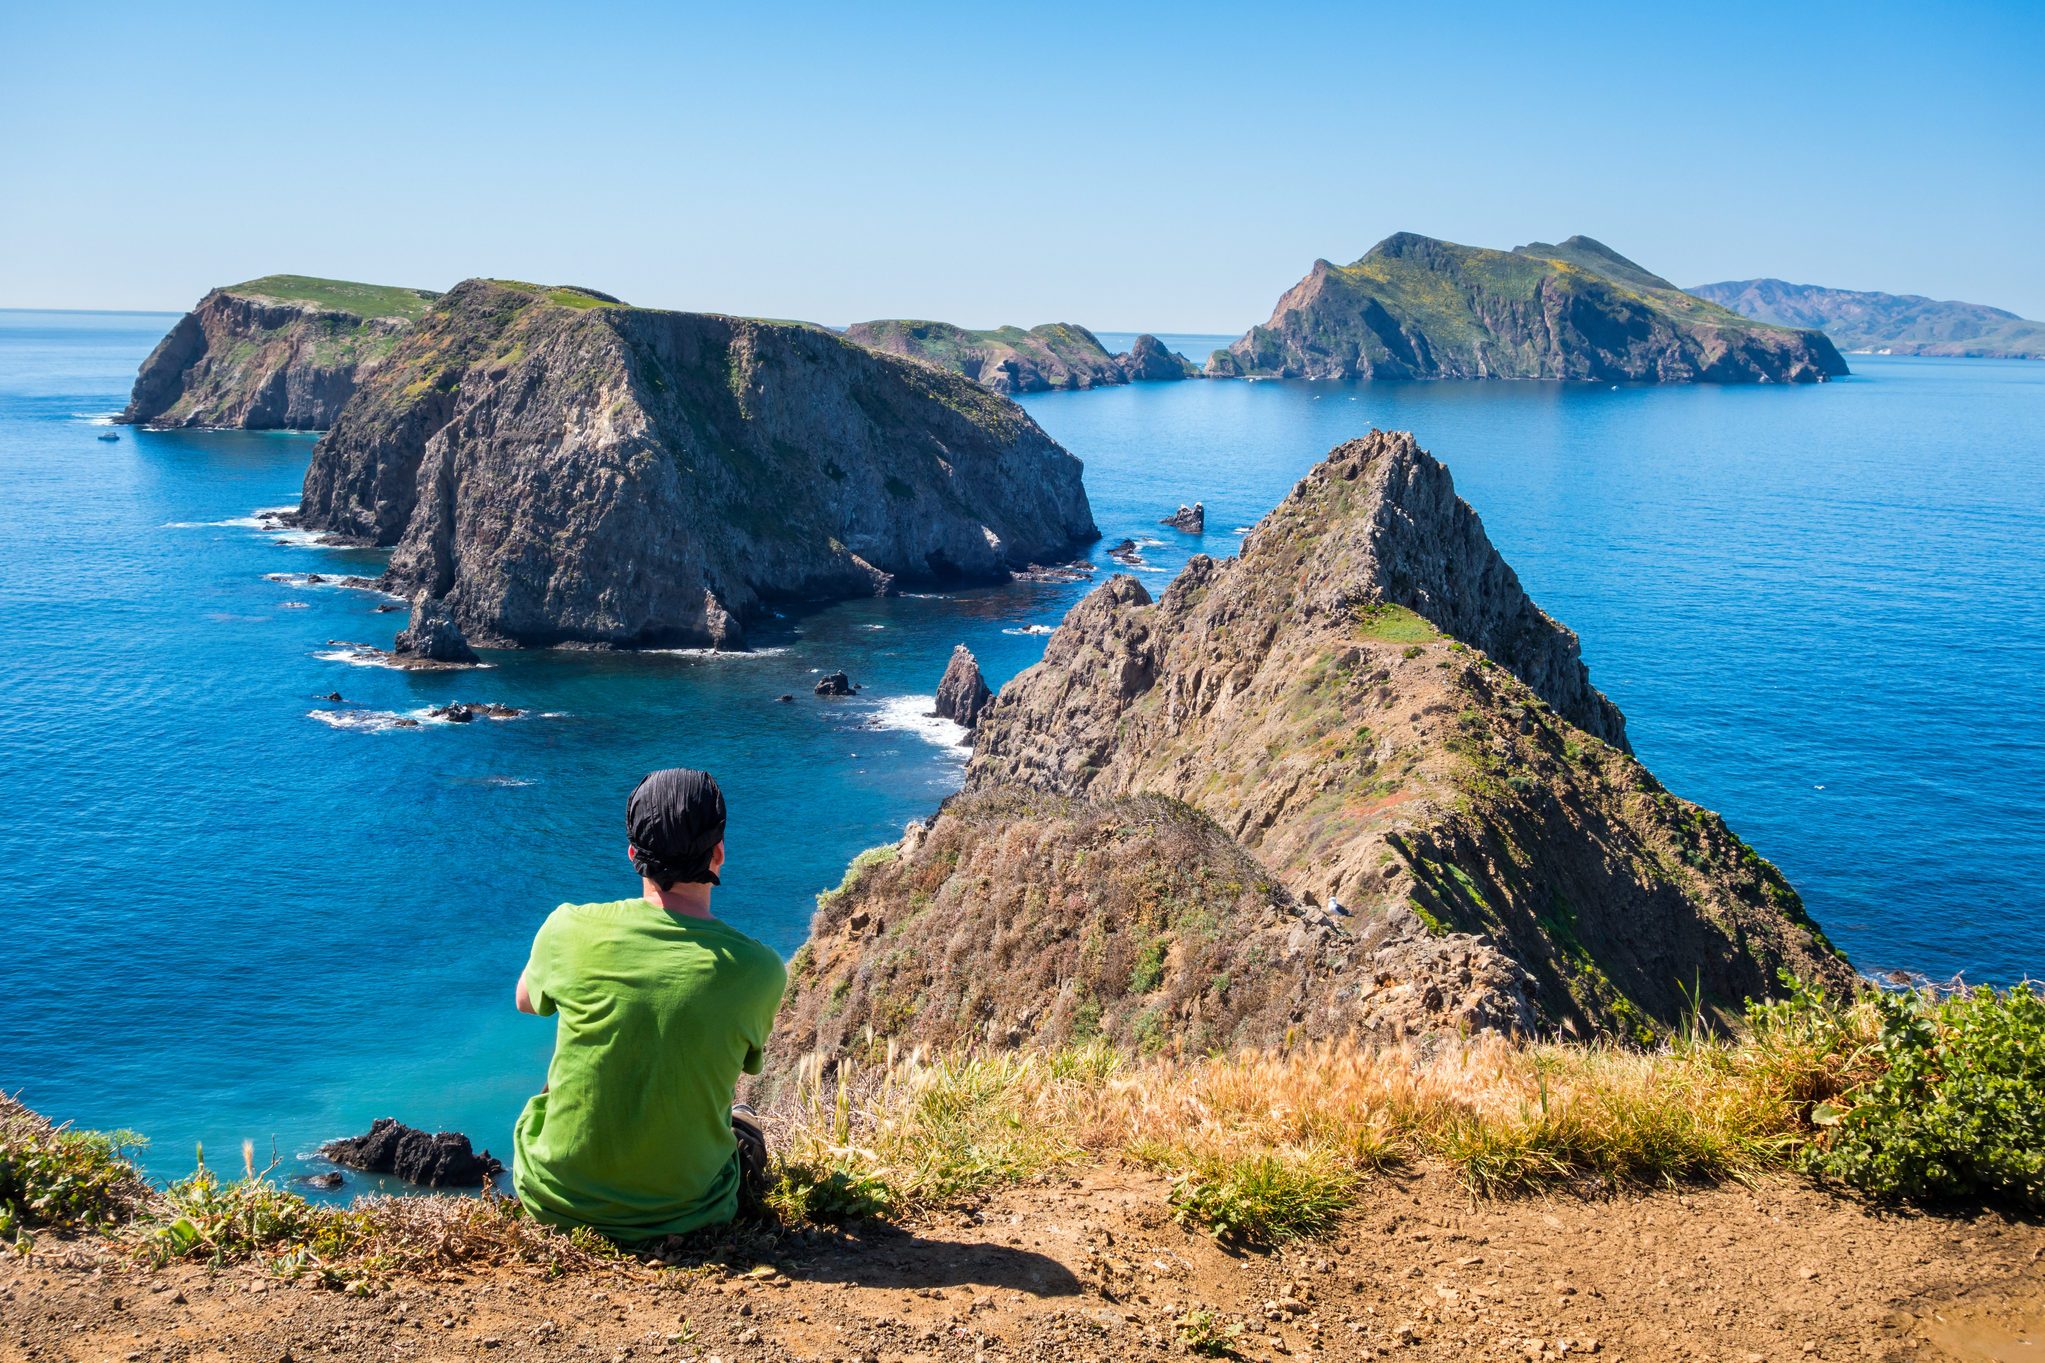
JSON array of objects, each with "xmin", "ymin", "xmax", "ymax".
[{"xmin": 1213, "ymin": 233, "xmax": 1848, "ymax": 383}]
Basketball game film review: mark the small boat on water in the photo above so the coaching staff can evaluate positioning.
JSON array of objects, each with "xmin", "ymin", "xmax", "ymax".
[{"xmin": 96, "ymin": 431, "xmax": 119, "ymax": 442}]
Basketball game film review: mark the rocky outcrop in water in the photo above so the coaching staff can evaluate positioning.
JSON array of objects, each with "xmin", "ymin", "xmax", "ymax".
[
  {"xmin": 843, "ymin": 320, "xmax": 1200, "ymax": 393},
  {"xmin": 319, "ymin": 1118, "xmax": 503, "ymax": 1187},
  {"xmin": 392, "ymin": 596, "xmax": 479, "ymax": 665},
  {"xmin": 766, "ymin": 432, "xmax": 1852, "ymax": 1075},
  {"xmin": 1119, "ymin": 334, "xmax": 1198, "ymax": 381},
  {"xmin": 294, "ymin": 280, "xmax": 1097, "ymax": 650},
  {"xmin": 814, "ymin": 671, "xmax": 856, "ymax": 697},
  {"xmin": 933, "ymin": 644, "xmax": 992, "ymax": 729},
  {"xmin": 1160, "ymin": 502, "xmax": 1204, "ymax": 533},
  {"xmin": 120, "ymin": 276, "xmax": 439, "ymax": 429},
  {"xmin": 1209, "ymin": 234, "xmax": 1847, "ymax": 384}
]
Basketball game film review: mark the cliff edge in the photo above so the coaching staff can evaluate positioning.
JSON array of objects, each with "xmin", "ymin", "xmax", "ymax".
[
  {"xmin": 844, "ymin": 320, "xmax": 1197, "ymax": 392},
  {"xmin": 120, "ymin": 275, "xmax": 440, "ymax": 429},
  {"xmin": 295, "ymin": 280, "xmax": 1098, "ymax": 649}
]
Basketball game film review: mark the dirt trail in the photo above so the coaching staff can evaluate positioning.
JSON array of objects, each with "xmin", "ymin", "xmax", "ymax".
[{"xmin": 4, "ymin": 1168, "xmax": 2039, "ymax": 1363}]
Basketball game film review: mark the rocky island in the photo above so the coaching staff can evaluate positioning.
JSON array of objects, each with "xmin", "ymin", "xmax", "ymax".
[
  {"xmin": 120, "ymin": 275, "xmax": 441, "ymax": 429},
  {"xmin": 292, "ymin": 279, "xmax": 1097, "ymax": 650},
  {"xmin": 1690, "ymin": 277, "xmax": 2045, "ymax": 359},
  {"xmin": 768, "ymin": 431, "xmax": 1851, "ymax": 1076},
  {"xmin": 1208, "ymin": 234, "xmax": 1847, "ymax": 383},
  {"xmin": 842, "ymin": 319, "xmax": 1198, "ymax": 392}
]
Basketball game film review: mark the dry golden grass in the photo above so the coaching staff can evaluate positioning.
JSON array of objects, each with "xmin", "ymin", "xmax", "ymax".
[{"xmin": 767, "ymin": 989, "xmax": 1886, "ymax": 1243}]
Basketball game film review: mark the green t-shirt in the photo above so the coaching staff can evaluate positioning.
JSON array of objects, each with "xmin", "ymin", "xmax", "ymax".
[{"xmin": 512, "ymin": 899, "xmax": 786, "ymax": 1241}]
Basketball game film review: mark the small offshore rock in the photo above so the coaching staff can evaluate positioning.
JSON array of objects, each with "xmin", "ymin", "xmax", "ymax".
[
  {"xmin": 392, "ymin": 595, "xmax": 479, "ymax": 665},
  {"xmin": 777, "ymin": 693, "xmax": 795, "ymax": 703},
  {"xmin": 428, "ymin": 701, "xmax": 522, "ymax": 723},
  {"xmin": 1106, "ymin": 538, "xmax": 1143, "ymax": 565},
  {"xmin": 1160, "ymin": 502, "xmax": 1205, "ymax": 533},
  {"xmin": 322, "ymin": 692, "xmax": 343, "ymax": 702},
  {"xmin": 296, "ymin": 1171, "xmax": 345, "ymax": 1190},
  {"xmin": 320, "ymin": 1117, "xmax": 503, "ymax": 1187},
  {"xmin": 933, "ymin": 644, "xmax": 993, "ymax": 730},
  {"xmin": 814, "ymin": 671, "xmax": 856, "ymax": 696}
]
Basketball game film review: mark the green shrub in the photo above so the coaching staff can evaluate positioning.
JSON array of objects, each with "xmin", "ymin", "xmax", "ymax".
[
  {"xmin": 1165, "ymin": 1150, "xmax": 1353, "ymax": 1247},
  {"xmin": 1177, "ymin": 1308, "xmax": 1245, "ymax": 1357},
  {"xmin": 1804, "ymin": 985, "xmax": 2045, "ymax": 1207},
  {"xmin": 0, "ymin": 1098, "xmax": 147, "ymax": 1243}
]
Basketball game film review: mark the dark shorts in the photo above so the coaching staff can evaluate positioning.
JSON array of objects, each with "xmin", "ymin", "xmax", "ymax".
[{"xmin": 731, "ymin": 1109, "xmax": 770, "ymax": 1210}]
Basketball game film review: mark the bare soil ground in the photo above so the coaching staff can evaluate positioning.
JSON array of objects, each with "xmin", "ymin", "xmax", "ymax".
[{"xmin": 4, "ymin": 1167, "xmax": 2039, "ymax": 1363}]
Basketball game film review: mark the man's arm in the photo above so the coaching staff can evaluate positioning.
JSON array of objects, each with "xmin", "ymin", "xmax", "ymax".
[{"xmin": 516, "ymin": 971, "xmax": 538, "ymax": 1015}]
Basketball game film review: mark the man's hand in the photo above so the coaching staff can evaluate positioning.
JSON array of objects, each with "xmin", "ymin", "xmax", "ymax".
[{"xmin": 516, "ymin": 972, "xmax": 538, "ymax": 1014}]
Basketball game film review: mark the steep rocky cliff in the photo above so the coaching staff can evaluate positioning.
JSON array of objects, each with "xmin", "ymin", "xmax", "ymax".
[
  {"xmin": 844, "ymin": 320, "xmax": 1197, "ymax": 392},
  {"xmin": 1690, "ymin": 277, "xmax": 2045, "ymax": 358},
  {"xmin": 770, "ymin": 432, "xmax": 1851, "ymax": 1074},
  {"xmin": 1209, "ymin": 234, "xmax": 1847, "ymax": 383},
  {"xmin": 294, "ymin": 280, "xmax": 1097, "ymax": 649},
  {"xmin": 120, "ymin": 276, "xmax": 439, "ymax": 429}
]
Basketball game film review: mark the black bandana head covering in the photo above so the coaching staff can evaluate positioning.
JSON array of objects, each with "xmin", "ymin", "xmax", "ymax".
[{"xmin": 627, "ymin": 768, "xmax": 727, "ymax": 887}]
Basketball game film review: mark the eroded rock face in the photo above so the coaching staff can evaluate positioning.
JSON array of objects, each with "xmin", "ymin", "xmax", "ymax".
[
  {"xmin": 771, "ymin": 431, "xmax": 1854, "ymax": 1071},
  {"xmin": 121, "ymin": 280, "xmax": 438, "ymax": 429},
  {"xmin": 814, "ymin": 671, "xmax": 856, "ymax": 696},
  {"xmin": 1210, "ymin": 233, "xmax": 1847, "ymax": 384},
  {"xmin": 759, "ymin": 789, "xmax": 1535, "ymax": 1099},
  {"xmin": 933, "ymin": 644, "xmax": 993, "ymax": 730},
  {"xmin": 1160, "ymin": 502, "xmax": 1205, "ymax": 533},
  {"xmin": 392, "ymin": 596, "xmax": 479, "ymax": 665},
  {"xmin": 296, "ymin": 281, "xmax": 1097, "ymax": 650},
  {"xmin": 319, "ymin": 1118, "xmax": 503, "ymax": 1187}
]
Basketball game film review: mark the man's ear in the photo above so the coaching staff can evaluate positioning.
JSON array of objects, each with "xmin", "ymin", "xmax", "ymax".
[{"xmin": 712, "ymin": 840, "xmax": 727, "ymax": 871}]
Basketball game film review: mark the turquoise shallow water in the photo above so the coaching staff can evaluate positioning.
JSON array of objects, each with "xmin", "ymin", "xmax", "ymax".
[{"xmin": 2, "ymin": 312, "xmax": 2041, "ymax": 1180}]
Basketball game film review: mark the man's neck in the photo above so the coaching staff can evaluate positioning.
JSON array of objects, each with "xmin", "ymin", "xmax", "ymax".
[{"xmin": 644, "ymin": 878, "xmax": 714, "ymax": 920}]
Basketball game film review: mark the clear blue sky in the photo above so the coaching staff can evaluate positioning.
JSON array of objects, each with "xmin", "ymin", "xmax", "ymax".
[{"xmin": 2, "ymin": 0, "xmax": 2040, "ymax": 328}]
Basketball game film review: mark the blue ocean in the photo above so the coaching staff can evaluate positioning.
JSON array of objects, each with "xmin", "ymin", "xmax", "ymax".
[{"xmin": 3, "ymin": 312, "xmax": 2041, "ymax": 1179}]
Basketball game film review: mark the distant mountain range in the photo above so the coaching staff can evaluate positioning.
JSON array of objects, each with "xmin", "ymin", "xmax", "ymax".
[
  {"xmin": 1208, "ymin": 234, "xmax": 1845, "ymax": 383},
  {"xmin": 1687, "ymin": 279, "xmax": 2045, "ymax": 359}
]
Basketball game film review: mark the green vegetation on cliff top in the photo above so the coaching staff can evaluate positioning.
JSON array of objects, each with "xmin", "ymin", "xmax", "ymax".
[{"xmin": 224, "ymin": 275, "xmax": 441, "ymax": 321}]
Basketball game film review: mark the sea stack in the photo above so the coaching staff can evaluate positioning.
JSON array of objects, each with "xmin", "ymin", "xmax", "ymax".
[
  {"xmin": 764, "ymin": 431, "xmax": 1852, "ymax": 1081},
  {"xmin": 933, "ymin": 644, "xmax": 993, "ymax": 730},
  {"xmin": 1161, "ymin": 502, "xmax": 1205, "ymax": 533},
  {"xmin": 292, "ymin": 280, "xmax": 1098, "ymax": 651},
  {"xmin": 120, "ymin": 276, "xmax": 440, "ymax": 429},
  {"xmin": 391, "ymin": 595, "xmax": 480, "ymax": 666}
]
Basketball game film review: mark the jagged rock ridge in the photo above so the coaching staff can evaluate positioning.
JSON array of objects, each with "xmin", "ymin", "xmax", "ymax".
[
  {"xmin": 1209, "ymin": 233, "xmax": 1847, "ymax": 383},
  {"xmin": 120, "ymin": 276, "xmax": 441, "ymax": 429},
  {"xmin": 294, "ymin": 280, "xmax": 1098, "ymax": 650},
  {"xmin": 768, "ymin": 432, "xmax": 1851, "ymax": 1077},
  {"xmin": 844, "ymin": 320, "xmax": 1198, "ymax": 393}
]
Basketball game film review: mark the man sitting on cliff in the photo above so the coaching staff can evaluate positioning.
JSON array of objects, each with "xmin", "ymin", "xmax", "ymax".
[{"xmin": 512, "ymin": 768, "xmax": 786, "ymax": 1240}]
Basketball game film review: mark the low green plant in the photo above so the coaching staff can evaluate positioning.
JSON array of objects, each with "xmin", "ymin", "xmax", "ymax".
[
  {"xmin": 1803, "ymin": 984, "xmax": 2045, "ymax": 1207},
  {"xmin": 1177, "ymin": 1307, "xmax": 1244, "ymax": 1357},
  {"xmin": 1163, "ymin": 1149, "xmax": 1353, "ymax": 1247},
  {"xmin": 0, "ymin": 1098, "xmax": 146, "ymax": 1245}
]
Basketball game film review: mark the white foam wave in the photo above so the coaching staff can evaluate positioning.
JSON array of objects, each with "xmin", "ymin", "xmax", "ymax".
[
  {"xmin": 642, "ymin": 645, "xmax": 792, "ymax": 658},
  {"xmin": 309, "ymin": 709, "xmax": 420, "ymax": 733},
  {"xmin": 268, "ymin": 572, "xmax": 401, "ymax": 598},
  {"xmin": 166, "ymin": 515, "xmax": 273, "ymax": 529},
  {"xmin": 1134, "ymin": 536, "xmax": 1166, "ymax": 548},
  {"xmin": 1231, "ymin": 526, "xmax": 1255, "ymax": 535},
  {"xmin": 1003, "ymin": 624, "xmax": 1056, "ymax": 636},
  {"xmin": 78, "ymin": 413, "xmax": 118, "ymax": 426},
  {"xmin": 316, "ymin": 646, "xmax": 492, "ymax": 671},
  {"xmin": 864, "ymin": 695, "xmax": 970, "ymax": 754}
]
